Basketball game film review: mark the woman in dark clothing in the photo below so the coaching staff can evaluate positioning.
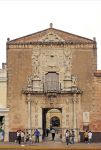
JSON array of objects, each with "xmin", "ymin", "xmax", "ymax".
[
  {"xmin": 65, "ymin": 130, "xmax": 70, "ymax": 145},
  {"xmin": 17, "ymin": 131, "xmax": 21, "ymax": 144}
]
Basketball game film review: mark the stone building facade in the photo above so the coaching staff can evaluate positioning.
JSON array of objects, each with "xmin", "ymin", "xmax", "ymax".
[
  {"xmin": 6, "ymin": 25, "xmax": 101, "ymax": 142},
  {"xmin": 0, "ymin": 63, "xmax": 9, "ymax": 141}
]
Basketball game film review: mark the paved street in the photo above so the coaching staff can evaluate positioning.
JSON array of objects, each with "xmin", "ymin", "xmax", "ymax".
[{"xmin": 0, "ymin": 141, "xmax": 101, "ymax": 149}]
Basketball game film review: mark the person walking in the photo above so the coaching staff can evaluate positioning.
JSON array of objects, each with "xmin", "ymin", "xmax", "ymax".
[
  {"xmin": 33, "ymin": 129, "xmax": 41, "ymax": 143},
  {"xmin": 88, "ymin": 131, "xmax": 92, "ymax": 144},
  {"xmin": 65, "ymin": 129, "xmax": 70, "ymax": 145},
  {"xmin": 45, "ymin": 128, "xmax": 50, "ymax": 137},
  {"xmin": 71, "ymin": 130, "xmax": 75, "ymax": 144},
  {"xmin": 51, "ymin": 128, "xmax": 55, "ymax": 141}
]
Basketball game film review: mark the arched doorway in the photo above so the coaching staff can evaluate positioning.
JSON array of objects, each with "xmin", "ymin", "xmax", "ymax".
[
  {"xmin": 42, "ymin": 108, "xmax": 62, "ymax": 141},
  {"xmin": 50, "ymin": 116, "xmax": 60, "ymax": 128}
]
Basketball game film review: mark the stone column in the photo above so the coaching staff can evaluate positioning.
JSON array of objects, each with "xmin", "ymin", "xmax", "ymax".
[
  {"xmin": 73, "ymin": 93, "xmax": 80, "ymax": 142},
  {"xmin": 4, "ymin": 114, "xmax": 9, "ymax": 141},
  {"xmin": 77, "ymin": 94, "xmax": 81, "ymax": 142},
  {"xmin": 33, "ymin": 102, "xmax": 42, "ymax": 142},
  {"xmin": 34, "ymin": 100, "xmax": 38, "ymax": 128},
  {"xmin": 27, "ymin": 94, "xmax": 31, "ymax": 132},
  {"xmin": 73, "ymin": 93, "xmax": 77, "ymax": 129},
  {"xmin": 38, "ymin": 107, "xmax": 42, "ymax": 142},
  {"xmin": 61, "ymin": 106, "xmax": 67, "ymax": 142}
]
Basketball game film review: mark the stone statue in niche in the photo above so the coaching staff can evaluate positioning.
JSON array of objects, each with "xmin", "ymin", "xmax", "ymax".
[
  {"xmin": 72, "ymin": 75, "xmax": 77, "ymax": 86},
  {"xmin": 64, "ymin": 49, "xmax": 72, "ymax": 73},
  {"xmin": 27, "ymin": 93, "xmax": 31, "ymax": 101},
  {"xmin": 32, "ymin": 54, "xmax": 39, "ymax": 78},
  {"xmin": 65, "ymin": 56, "xmax": 71, "ymax": 71},
  {"xmin": 64, "ymin": 56, "xmax": 71, "ymax": 71},
  {"xmin": 27, "ymin": 75, "xmax": 32, "ymax": 86}
]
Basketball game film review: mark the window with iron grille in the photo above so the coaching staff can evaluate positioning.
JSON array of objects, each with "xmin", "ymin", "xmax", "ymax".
[{"xmin": 44, "ymin": 72, "xmax": 59, "ymax": 93}]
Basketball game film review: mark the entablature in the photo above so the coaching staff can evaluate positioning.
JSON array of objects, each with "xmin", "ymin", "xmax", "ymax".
[{"xmin": 7, "ymin": 41, "xmax": 95, "ymax": 49}]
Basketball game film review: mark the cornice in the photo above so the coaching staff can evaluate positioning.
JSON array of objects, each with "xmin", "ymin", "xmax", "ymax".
[
  {"xmin": 8, "ymin": 40, "xmax": 95, "ymax": 45},
  {"xmin": 7, "ymin": 41, "xmax": 96, "ymax": 49}
]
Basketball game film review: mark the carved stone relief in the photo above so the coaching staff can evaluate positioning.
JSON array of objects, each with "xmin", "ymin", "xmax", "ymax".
[
  {"xmin": 32, "ymin": 49, "xmax": 40, "ymax": 78},
  {"xmin": 27, "ymin": 94, "xmax": 31, "ymax": 101},
  {"xmin": 39, "ymin": 32, "xmax": 65, "ymax": 42},
  {"xmin": 72, "ymin": 75, "xmax": 77, "ymax": 86},
  {"xmin": 31, "ymin": 45, "xmax": 77, "ymax": 93},
  {"xmin": 65, "ymin": 99, "xmax": 69, "ymax": 126},
  {"xmin": 33, "ymin": 100, "xmax": 38, "ymax": 127},
  {"xmin": 83, "ymin": 112, "xmax": 89, "ymax": 123},
  {"xmin": 73, "ymin": 93, "xmax": 78, "ymax": 103},
  {"xmin": 63, "ymin": 49, "xmax": 72, "ymax": 78},
  {"xmin": 27, "ymin": 75, "xmax": 32, "ymax": 86},
  {"xmin": 47, "ymin": 53, "xmax": 57, "ymax": 67}
]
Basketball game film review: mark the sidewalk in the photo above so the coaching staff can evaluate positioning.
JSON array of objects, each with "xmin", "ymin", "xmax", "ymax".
[{"xmin": 0, "ymin": 141, "xmax": 101, "ymax": 149}]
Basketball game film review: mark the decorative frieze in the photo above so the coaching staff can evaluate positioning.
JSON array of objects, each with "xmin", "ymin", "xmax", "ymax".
[{"xmin": 7, "ymin": 41, "xmax": 95, "ymax": 49}]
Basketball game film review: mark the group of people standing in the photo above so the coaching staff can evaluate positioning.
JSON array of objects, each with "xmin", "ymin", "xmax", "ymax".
[
  {"xmin": 84, "ymin": 130, "xmax": 92, "ymax": 144},
  {"xmin": 65, "ymin": 129, "xmax": 92, "ymax": 145},
  {"xmin": 65, "ymin": 129, "xmax": 75, "ymax": 145},
  {"xmin": 16, "ymin": 128, "xmax": 92, "ymax": 145},
  {"xmin": 16, "ymin": 129, "xmax": 41, "ymax": 145},
  {"xmin": 16, "ymin": 130, "xmax": 25, "ymax": 145}
]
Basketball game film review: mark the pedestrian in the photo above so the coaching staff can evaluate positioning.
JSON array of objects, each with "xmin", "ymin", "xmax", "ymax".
[
  {"xmin": 88, "ymin": 131, "xmax": 92, "ymax": 144},
  {"xmin": 0, "ymin": 127, "xmax": 4, "ymax": 142},
  {"xmin": 17, "ymin": 130, "xmax": 21, "ymax": 144},
  {"xmin": 69, "ymin": 130, "xmax": 72, "ymax": 144},
  {"xmin": 21, "ymin": 131, "xmax": 25, "ymax": 143},
  {"xmin": 84, "ymin": 130, "xmax": 88, "ymax": 143},
  {"xmin": 65, "ymin": 129, "xmax": 70, "ymax": 145},
  {"xmin": 71, "ymin": 129, "xmax": 75, "ymax": 144},
  {"xmin": 33, "ymin": 129, "xmax": 41, "ymax": 143},
  {"xmin": 51, "ymin": 128, "xmax": 55, "ymax": 141},
  {"xmin": 25, "ymin": 132, "xmax": 30, "ymax": 142},
  {"xmin": 45, "ymin": 128, "xmax": 50, "ymax": 137}
]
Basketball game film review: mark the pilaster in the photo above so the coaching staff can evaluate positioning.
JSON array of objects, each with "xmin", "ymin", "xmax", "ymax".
[{"xmin": 27, "ymin": 94, "xmax": 31, "ymax": 131}]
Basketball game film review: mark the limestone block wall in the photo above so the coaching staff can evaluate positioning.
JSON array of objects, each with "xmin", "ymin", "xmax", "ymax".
[
  {"xmin": 7, "ymin": 48, "xmax": 32, "ymax": 131},
  {"xmin": 72, "ymin": 46, "xmax": 97, "ymax": 131},
  {"xmin": 90, "ymin": 72, "xmax": 101, "ymax": 131}
]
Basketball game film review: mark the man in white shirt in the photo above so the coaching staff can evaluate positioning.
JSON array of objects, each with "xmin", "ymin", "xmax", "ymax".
[{"xmin": 88, "ymin": 131, "xmax": 92, "ymax": 144}]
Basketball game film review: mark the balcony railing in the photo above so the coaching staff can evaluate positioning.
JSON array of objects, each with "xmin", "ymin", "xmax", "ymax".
[{"xmin": 43, "ymin": 81, "xmax": 61, "ymax": 94}]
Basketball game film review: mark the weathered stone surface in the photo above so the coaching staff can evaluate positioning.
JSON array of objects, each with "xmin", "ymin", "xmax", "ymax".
[{"xmin": 7, "ymin": 26, "xmax": 101, "ymax": 142}]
